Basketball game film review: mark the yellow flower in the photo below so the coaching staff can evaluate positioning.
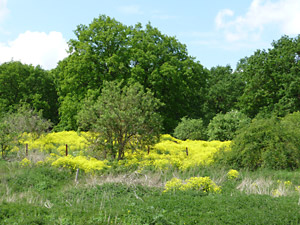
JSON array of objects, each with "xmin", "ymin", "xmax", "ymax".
[
  {"xmin": 284, "ymin": 181, "xmax": 292, "ymax": 187},
  {"xmin": 20, "ymin": 158, "xmax": 31, "ymax": 167},
  {"xmin": 227, "ymin": 169, "xmax": 239, "ymax": 180},
  {"xmin": 163, "ymin": 176, "xmax": 221, "ymax": 194}
]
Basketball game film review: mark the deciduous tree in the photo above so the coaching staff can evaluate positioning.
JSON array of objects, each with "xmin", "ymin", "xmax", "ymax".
[{"xmin": 78, "ymin": 81, "xmax": 162, "ymax": 160}]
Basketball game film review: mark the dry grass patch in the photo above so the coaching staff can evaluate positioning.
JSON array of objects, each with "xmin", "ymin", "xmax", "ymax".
[{"xmin": 84, "ymin": 171, "xmax": 166, "ymax": 188}]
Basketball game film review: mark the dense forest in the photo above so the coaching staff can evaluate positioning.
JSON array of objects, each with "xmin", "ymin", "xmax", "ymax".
[{"xmin": 0, "ymin": 14, "xmax": 300, "ymax": 134}]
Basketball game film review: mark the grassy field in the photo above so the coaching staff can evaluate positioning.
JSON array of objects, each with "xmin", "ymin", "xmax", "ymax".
[
  {"xmin": 2, "ymin": 132, "xmax": 300, "ymax": 224},
  {"xmin": 2, "ymin": 160, "xmax": 300, "ymax": 224}
]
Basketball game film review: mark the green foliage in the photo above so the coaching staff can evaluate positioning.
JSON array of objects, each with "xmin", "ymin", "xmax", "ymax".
[
  {"xmin": 54, "ymin": 15, "xmax": 208, "ymax": 131},
  {"xmin": 237, "ymin": 35, "xmax": 300, "ymax": 118},
  {"xmin": 204, "ymin": 65, "xmax": 245, "ymax": 123},
  {"xmin": 78, "ymin": 80, "xmax": 162, "ymax": 160},
  {"xmin": 173, "ymin": 117, "xmax": 207, "ymax": 140},
  {"xmin": 207, "ymin": 110, "xmax": 250, "ymax": 141},
  {"xmin": 54, "ymin": 15, "xmax": 130, "ymax": 130},
  {"xmin": 6, "ymin": 105, "xmax": 52, "ymax": 138},
  {"xmin": 129, "ymin": 23, "xmax": 208, "ymax": 132},
  {"xmin": 4, "ymin": 165, "xmax": 72, "ymax": 192},
  {"xmin": 215, "ymin": 112, "xmax": 300, "ymax": 170},
  {"xmin": 0, "ymin": 105, "xmax": 52, "ymax": 158},
  {"xmin": 0, "ymin": 116, "xmax": 16, "ymax": 159},
  {"xmin": 0, "ymin": 61, "xmax": 59, "ymax": 123}
]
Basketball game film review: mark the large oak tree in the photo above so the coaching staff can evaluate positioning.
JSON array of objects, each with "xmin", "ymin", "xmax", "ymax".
[{"xmin": 54, "ymin": 15, "xmax": 208, "ymax": 132}]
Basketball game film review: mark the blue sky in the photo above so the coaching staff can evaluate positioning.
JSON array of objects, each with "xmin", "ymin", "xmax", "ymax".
[{"xmin": 0, "ymin": 0, "xmax": 300, "ymax": 70}]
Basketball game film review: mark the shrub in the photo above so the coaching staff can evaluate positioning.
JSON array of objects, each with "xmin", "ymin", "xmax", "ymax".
[
  {"xmin": 19, "ymin": 158, "xmax": 31, "ymax": 167},
  {"xmin": 163, "ymin": 177, "xmax": 183, "ymax": 193},
  {"xmin": 207, "ymin": 110, "xmax": 250, "ymax": 141},
  {"xmin": 214, "ymin": 112, "xmax": 300, "ymax": 170},
  {"xmin": 163, "ymin": 176, "xmax": 221, "ymax": 194},
  {"xmin": 173, "ymin": 117, "xmax": 207, "ymax": 140},
  {"xmin": 227, "ymin": 169, "xmax": 239, "ymax": 180},
  {"xmin": 51, "ymin": 155, "xmax": 111, "ymax": 173}
]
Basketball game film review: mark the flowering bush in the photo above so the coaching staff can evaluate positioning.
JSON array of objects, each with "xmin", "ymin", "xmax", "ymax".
[
  {"xmin": 120, "ymin": 134, "xmax": 230, "ymax": 171},
  {"xmin": 163, "ymin": 178, "xmax": 183, "ymax": 193},
  {"xmin": 20, "ymin": 158, "xmax": 31, "ymax": 167},
  {"xmin": 20, "ymin": 131, "xmax": 90, "ymax": 156},
  {"xmin": 181, "ymin": 177, "xmax": 221, "ymax": 193},
  {"xmin": 51, "ymin": 155, "xmax": 110, "ymax": 173},
  {"xmin": 163, "ymin": 176, "xmax": 221, "ymax": 194},
  {"xmin": 227, "ymin": 169, "xmax": 239, "ymax": 180},
  {"xmin": 17, "ymin": 132, "xmax": 231, "ymax": 173}
]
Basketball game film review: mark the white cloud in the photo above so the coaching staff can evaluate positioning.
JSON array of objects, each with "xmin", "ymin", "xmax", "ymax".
[
  {"xmin": 215, "ymin": 9, "xmax": 234, "ymax": 29},
  {"xmin": 0, "ymin": 31, "xmax": 68, "ymax": 70},
  {"xmin": 216, "ymin": 0, "xmax": 300, "ymax": 42},
  {"xmin": 0, "ymin": 0, "xmax": 9, "ymax": 23},
  {"xmin": 118, "ymin": 5, "xmax": 143, "ymax": 15}
]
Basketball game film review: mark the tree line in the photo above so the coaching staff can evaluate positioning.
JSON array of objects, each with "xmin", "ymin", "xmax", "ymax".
[{"xmin": 1, "ymin": 15, "xmax": 300, "ymax": 134}]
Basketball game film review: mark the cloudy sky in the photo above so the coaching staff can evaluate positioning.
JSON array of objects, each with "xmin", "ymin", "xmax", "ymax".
[{"xmin": 0, "ymin": 0, "xmax": 299, "ymax": 70}]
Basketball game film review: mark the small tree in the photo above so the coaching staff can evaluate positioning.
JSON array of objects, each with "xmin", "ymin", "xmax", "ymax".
[
  {"xmin": 0, "ymin": 105, "xmax": 52, "ymax": 159},
  {"xmin": 173, "ymin": 117, "xmax": 207, "ymax": 140},
  {"xmin": 78, "ymin": 81, "xmax": 162, "ymax": 160}
]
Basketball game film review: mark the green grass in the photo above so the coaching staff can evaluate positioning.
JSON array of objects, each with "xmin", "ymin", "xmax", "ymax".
[{"xmin": 1, "ymin": 160, "xmax": 300, "ymax": 224}]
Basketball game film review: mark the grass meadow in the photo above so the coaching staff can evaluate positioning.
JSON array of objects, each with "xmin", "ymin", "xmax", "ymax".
[{"xmin": 1, "ymin": 132, "xmax": 300, "ymax": 224}]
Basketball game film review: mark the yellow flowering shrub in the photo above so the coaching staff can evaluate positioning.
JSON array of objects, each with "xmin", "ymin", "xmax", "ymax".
[
  {"xmin": 227, "ymin": 169, "xmax": 239, "ymax": 180},
  {"xmin": 51, "ymin": 155, "xmax": 110, "ymax": 173},
  {"xmin": 17, "ymin": 132, "xmax": 231, "ymax": 173},
  {"xmin": 20, "ymin": 158, "xmax": 31, "ymax": 167},
  {"xmin": 163, "ymin": 178, "xmax": 184, "ymax": 193},
  {"xmin": 180, "ymin": 177, "xmax": 221, "ymax": 193},
  {"xmin": 20, "ymin": 131, "xmax": 91, "ymax": 156},
  {"xmin": 163, "ymin": 176, "xmax": 221, "ymax": 194},
  {"xmin": 121, "ymin": 134, "xmax": 230, "ymax": 171}
]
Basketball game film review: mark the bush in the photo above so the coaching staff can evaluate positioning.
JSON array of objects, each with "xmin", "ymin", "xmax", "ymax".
[
  {"xmin": 207, "ymin": 110, "xmax": 250, "ymax": 141},
  {"xmin": 173, "ymin": 117, "xmax": 207, "ymax": 140},
  {"xmin": 163, "ymin": 176, "xmax": 221, "ymax": 194},
  {"xmin": 214, "ymin": 112, "xmax": 300, "ymax": 170}
]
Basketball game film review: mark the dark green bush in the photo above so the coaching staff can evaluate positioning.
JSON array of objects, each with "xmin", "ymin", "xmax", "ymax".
[
  {"xmin": 207, "ymin": 110, "xmax": 250, "ymax": 141},
  {"xmin": 214, "ymin": 112, "xmax": 300, "ymax": 170},
  {"xmin": 173, "ymin": 117, "xmax": 207, "ymax": 140}
]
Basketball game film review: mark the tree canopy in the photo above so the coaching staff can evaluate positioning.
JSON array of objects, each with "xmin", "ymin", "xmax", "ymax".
[
  {"xmin": 237, "ymin": 35, "xmax": 300, "ymax": 118},
  {"xmin": 204, "ymin": 65, "xmax": 245, "ymax": 123},
  {"xmin": 54, "ymin": 15, "xmax": 208, "ymax": 132},
  {"xmin": 0, "ymin": 61, "xmax": 58, "ymax": 123}
]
